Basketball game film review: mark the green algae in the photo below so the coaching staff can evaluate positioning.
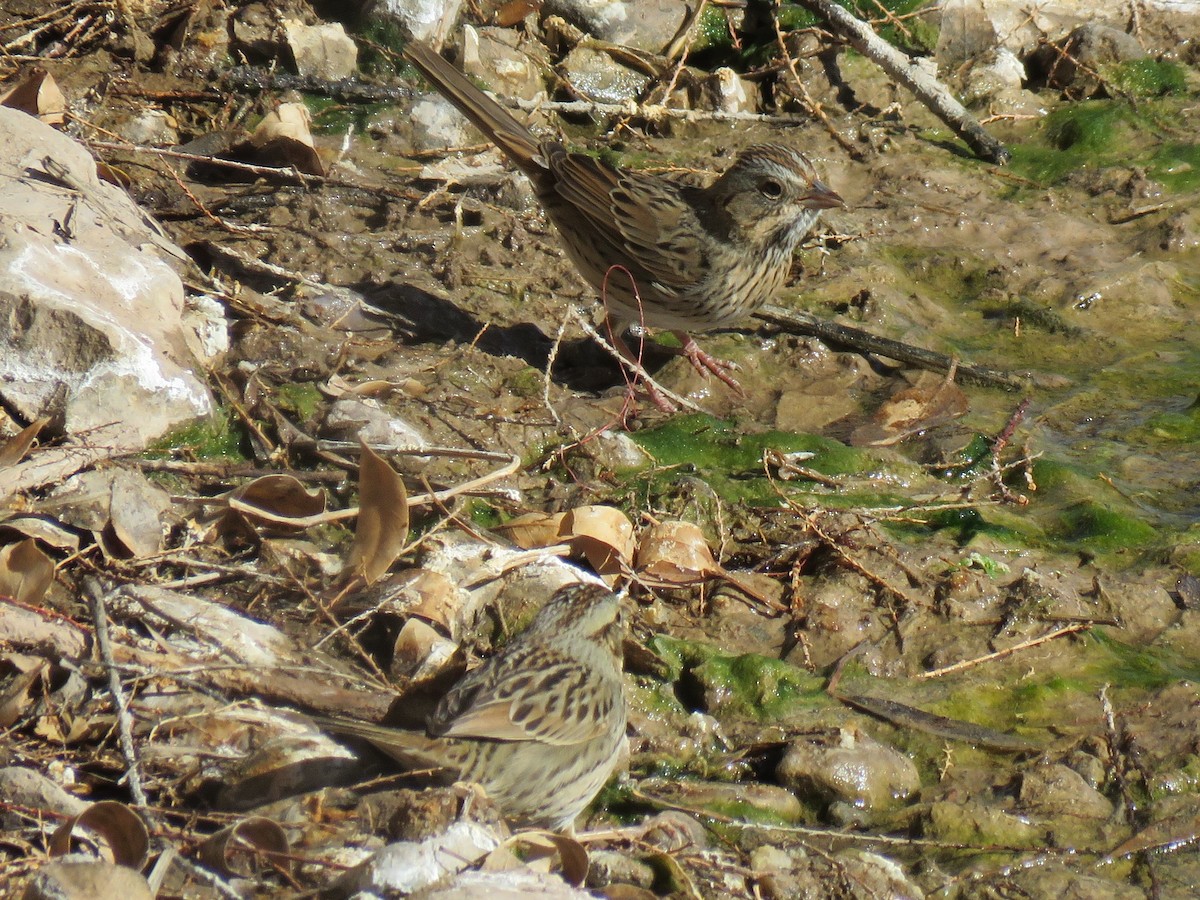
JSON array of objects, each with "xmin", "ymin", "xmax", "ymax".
[
  {"xmin": 1007, "ymin": 98, "xmax": 1200, "ymax": 189},
  {"xmin": 274, "ymin": 382, "xmax": 323, "ymax": 422},
  {"xmin": 1132, "ymin": 402, "xmax": 1200, "ymax": 445},
  {"xmin": 650, "ymin": 635, "xmax": 828, "ymax": 722},
  {"xmin": 503, "ymin": 365, "xmax": 545, "ymax": 399},
  {"xmin": 633, "ymin": 414, "xmax": 865, "ymax": 476},
  {"xmin": 1107, "ymin": 58, "xmax": 1187, "ymax": 98},
  {"xmin": 355, "ymin": 16, "xmax": 407, "ymax": 76},
  {"xmin": 1085, "ymin": 630, "xmax": 1200, "ymax": 690},
  {"xmin": 627, "ymin": 413, "xmax": 908, "ymax": 509},
  {"xmin": 147, "ymin": 406, "xmax": 248, "ymax": 461}
]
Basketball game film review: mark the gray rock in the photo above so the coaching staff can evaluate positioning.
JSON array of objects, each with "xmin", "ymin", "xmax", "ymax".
[
  {"xmin": 406, "ymin": 93, "xmax": 480, "ymax": 151},
  {"xmin": 373, "ymin": 0, "xmax": 465, "ymax": 48},
  {"xmin": 777, "ymin": 727, "xmax": 920, "ymax": 814},
  {"xmin": 461, "ymin": 25, "xmax": 548, "ymax": 102},
  {"xmin": 323, "ymin": 396, "xmax": 429, "ymax": 454},
  {"xmin": 0, "ymin": 107, "xmax": 212, "ymax": 447},
  {"xmin": 229, "ymin": 2, "xmax": 285, "ymax": 60},
  {"xmin": 934, "ymin": 0, "xmax": 997, "ymax": 68},
  {"xmin": 113, "ymin": 109, "xmax": 179, "ymax": 146},
  {"xmin": 961, "ymin": 48, "xmax": 1047, "ymax": 117},
  {"xmin": 1020, "ymin": 762, "xmax": 1113, "ymax": 819},
  {"xmin": 560, "ymin": 45, "xmax": 649, "ymax": 105},
  {"xmin": 22, "ymin": 858, "xmax": 153, "ymax": 900},
  {"xmin": 962, "ymin": 48, "xmax": 1024, "ymax": 103},
  {"xmin": 282, "ymin": 18, "xmax": 359, "ymax": 80},
  {"xmin": 543, "ymin": 0, "xmax": 692, "ymax": 53},
  {"xmin": 1027, "ymin": 23, "xmax": 1145, "ymax": 97}
]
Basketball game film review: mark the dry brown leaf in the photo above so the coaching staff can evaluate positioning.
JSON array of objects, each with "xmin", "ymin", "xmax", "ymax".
[
  {"xmin": 495, "ymin": 511, "xmax": 566, "ymax": 550},
  {"xmin": 0, "ymin": 417, "xmax": 49, "ymax": 469},
  {"xmin": 0, "ymin": 68, "xmax": 66, "ymax": 125},
  {"xmin": 198, "ymin": 817, "xmax": 291, "ymax": 879},
  {"xmin": 393, "ymin": 616, "xmax": 458, "ymax": 681},
  {"xmin": 105, "ymin": 470, "xmax": 169, "ymax": 559},
  {"xmin": 850, "ymin": 367, "xmax": 969, "ymax": 447},
  {"xmin": 228, "ymin": 475, "xmax": 327, "ymax": 524},
  {"xmin": 242, "ymin": 101, "xmax": 326, "ymax": 176},
  {"xmin": 0, "ymin": 654, "xmax": 49, "ymax": 728},
  {"xmin": 49, "ymin": 801, "xmax": 150, "ymax": 869},
  {"xmin": 391, "ymin": 568, "xmax": 462, "ymax": 632},
  {"xmin": 346, "ymin": 442, "xmax": 409, "ymax": 585},
  {"xmin": 492, "ymin": 0, "xmax": 542, "ymax": 27},
  {"xmin": 251, "ymin": 102, "xmax": 312, "ymax": 145},
  {"xmin": 635, "ymin": 521, "xmax": 718, "ymax": 586},
  {"xmin": 485, "ymin": 830, "xmax": 589, "ymax": 886},
  {"xmin": 0, "ymin": 539, "xmax": 55, "ymax": 605},
  {"xmin": 559, "ymin": 506, "xmax": 634, "ymax": 579},
  {"xmin": 0, "ymin": 515, "xmax": 80, "ymax": 552}
]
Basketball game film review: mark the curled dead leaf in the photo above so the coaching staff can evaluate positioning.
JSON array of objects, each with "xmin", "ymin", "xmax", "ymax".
[
  {"xmin": 635, "ymin": 521, "xmax": 718, "ymax": 586},
  {"xmin": 49, "ymin": 801, "xmax": 150, "ymax": 869},
  {"xmin": 391, "ymin": 568, "xmax": 462, "ymax": 632},
  {"xmin": 393, "ymin": 616, "xmax": 459, "ymax": 681},
  {"xmin": 0, "ymin": 538, "xmax": 55, "ymax": 605},
  {"xmin": 483, "ymin": 830, "xmax": 589, "ymax": 886},
  {"xmin": 346, "ymin": 442, "xmax": 409, "ymax": 585},
  {"xmin": 0, "ymin": 653, "xmax": 49, "ymax": 728},
  {"xmin": 0, "ymin": 417, "xmax": 50, "ymax": 469},
  {"xmin": 495, "ymin": 511, "xmax": 566, "ymax": 550},
  {"xmin": 0, "ymin": 68, "xmax": 66, "ymax": 125},
  {"xmin": 242, "ymin": 101, "xmax": 326, "ymax": 176},
  {"xmin": 559, "ymin": 506, "xmax": 634, "ymax": 579},
  {"xmin": 227, "ymin": 474, "xmax": 327, "ymax": 525},
  {"xmin": 850, "ymin": 366, "xmax": 969, "ymax": 447},
  {"xmin": 198, "ymin": 817, "xmax": 291, "ymax": 879}
]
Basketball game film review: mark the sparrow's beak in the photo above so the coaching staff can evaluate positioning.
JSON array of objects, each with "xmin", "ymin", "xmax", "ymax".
[{"xmin": 805, "ymin": 181, "xmax": 845, "ymax": 209}]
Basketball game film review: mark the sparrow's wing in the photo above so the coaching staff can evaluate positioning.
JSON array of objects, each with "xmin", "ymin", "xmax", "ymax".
[
  {"xmin": 428, "ymin": 645, "xmax": 616, "ymax": 746},
  {"xmin": 604, "ymin": 169, "xmax": 709, "ymax": 293},
  {"xmin": 542, "ymin": 149, "xmax": 648, "ymax": 275},
  {"xmin": 549, "ymin": 150, "xmax": 710, "ymax": 293}
]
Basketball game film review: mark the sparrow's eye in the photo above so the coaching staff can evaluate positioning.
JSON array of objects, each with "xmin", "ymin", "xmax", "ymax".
[{"xmin": 759, "ymin": 179, "xmax": 784, "ymax": 199}]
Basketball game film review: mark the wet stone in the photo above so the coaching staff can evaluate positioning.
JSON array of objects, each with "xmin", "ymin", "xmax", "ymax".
[
  {"xmin": 585, "ymin": 850, "xmax": 657, "ymax": 891},
  {"xmin": 638, "ymin": 777, "xmax": 805, "ymax": 824},
  {"xmin": 542, "ymin": 0, "xmax": 692, "ymax": 52},
  {"xmin": 560, "ymin": 46, "xmax": 650, "ymax": 105},
  {"xmin": 1020, "ymin": 761, "xmax": 1113, "ymax": 819},
  {"xmin": 776, "ymin": 728, "xmax": 920, "ymax": 816},
  {"xmin": 461, "ymin": 25, "xmax": 548, "ymax": 103}
]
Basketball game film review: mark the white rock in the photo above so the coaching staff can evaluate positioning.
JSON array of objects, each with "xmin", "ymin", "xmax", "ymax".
[
  {"xmin": 0, "ymin": 107, "xmax": 212, "ymax": 446},
  {"xmin": 375, "ymin": 0, "xmax": 465, "ymax": 47},
  {"xmin": 333, "ymin": 821, "xmax": 502, "ymax": 894},
  {"xmin": 282, "ymin": 19, "xmax": 358, "ymax": 80}
]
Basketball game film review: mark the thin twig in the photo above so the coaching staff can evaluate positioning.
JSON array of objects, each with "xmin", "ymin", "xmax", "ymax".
[
  {"xmin": 772, "ymin": 13, "xmax": 860, "ymax": 156},
  {"xmin": 570, "ymin": 309, "xmax": 700, "ymax": 413},
  {"xmin": 793, "ymin": 0, "xmax": 1010, "ymax": 163},
  {"xmin": 84, "ymin": 577, "xmax": 148, "ymax": 806},
  {"xmin": 754, "ymin": 303, "xmax": 1032, "ymax": 389},
  {"xmin": 916, "ymin": 622, "xmax": 1092, "ymax": 679},
  {"xmin": 86, "ymin": 139, "xmax": 319, "ymax": 184}
]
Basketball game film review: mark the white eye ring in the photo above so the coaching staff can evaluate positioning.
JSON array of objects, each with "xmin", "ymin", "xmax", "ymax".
[{"xmin": 759, "ymin": 179, "xmax": 784, "ymax": 199}]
